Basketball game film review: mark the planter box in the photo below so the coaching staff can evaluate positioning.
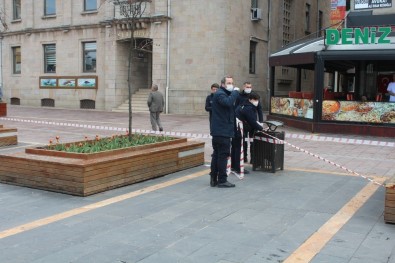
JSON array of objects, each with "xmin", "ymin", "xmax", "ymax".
[
  {"xmin": 0, "ymin": 102, "xmax": 6, "ymax": 117},
  {"xmin": 385, "ymin": 176, "xmax": 395, "ymax": 224},
  {"xmin": 0, "ymin": 137, "xmax": 204, "ymax": 196},
  {"xmin": 0, "ymin": 125, "xmax": 18, "ymax": 147}
]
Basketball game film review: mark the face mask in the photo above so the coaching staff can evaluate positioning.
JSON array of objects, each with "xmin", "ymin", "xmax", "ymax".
[
  {"xmin": 226, "ymin": 84, "xmax": 234, "ymax": 92},
  {"xmin": 251, "ymin": 100, "xmax": 259, "ymax": 107},
  {"xmin": 244, "ymin": 88, "xmax": 252, "ymax": 94}
]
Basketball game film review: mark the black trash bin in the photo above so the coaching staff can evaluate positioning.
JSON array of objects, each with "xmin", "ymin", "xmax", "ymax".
[{"xmin": 252, "ymin": 130, "xmax": 285, "ymax": 173}]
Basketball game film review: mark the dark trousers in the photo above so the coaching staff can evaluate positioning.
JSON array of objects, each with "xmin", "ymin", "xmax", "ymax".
[
  {"xmin": 211, "ymin": 136, "xmax": 231, "ymax": 184},
  {"xmin": 231, "ymin": 135, "xmax": 242, "ymax": 172}
]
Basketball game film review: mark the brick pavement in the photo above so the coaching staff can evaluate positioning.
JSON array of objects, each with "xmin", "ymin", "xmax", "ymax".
[{"xmin": 0, "ymin": 105, "xmax": 394, "ymax": 263}]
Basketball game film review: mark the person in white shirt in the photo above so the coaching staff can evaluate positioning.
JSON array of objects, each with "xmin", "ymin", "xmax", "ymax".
[{"xmin": 387, "ymin": 74, "xmax": 395, "ymax": 102}]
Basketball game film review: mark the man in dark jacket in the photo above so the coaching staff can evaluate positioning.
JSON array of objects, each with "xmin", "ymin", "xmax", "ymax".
[
  {"xmin": 205, "ymin": 83, "xmax": 219, "ymax": 128},
  {"xmin": 210, "ymin": 76, "xmax": 239, "ymax": 188},
  {"xmin": 231, "ymin": 93, "xmax": 264, "ymax": 174},
  {"xmin": 147, "ymin": 84, "xmax": 164, "ymax": 131},
  {"xmin": 235, "ymin": 82, "xmax": 263, "ymax": 162}
]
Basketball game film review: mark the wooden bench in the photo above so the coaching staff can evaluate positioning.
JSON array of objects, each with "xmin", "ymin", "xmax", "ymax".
[
  {"xmin": 0, "ymin": 125, "xmax": 18, "ymax": 147},
  {"xmin": 385, "ymin": 176, "xmax": 395, "ymax": 224}
]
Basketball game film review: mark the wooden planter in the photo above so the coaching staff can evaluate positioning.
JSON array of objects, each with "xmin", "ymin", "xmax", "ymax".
[
  {"xmin": 0, "ymin": 102, "xmax": 6, "ymax": 117},
  {"xmin": 0, "ymin": 124, "xmax": 18, "ymax": 147},
  {"xmin": 384, "ymin": 176, "xmax": 395, "ymax": 224},
  {"xmin": 0, "ymin": 137, "xmax": 204, "ymax": 196}
]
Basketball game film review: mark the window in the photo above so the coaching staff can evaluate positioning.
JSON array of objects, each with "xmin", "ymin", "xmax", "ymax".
[
  {"xmin": 318, "ymin": 11, "xmax": 323, "ymax": 37},
  {"xmin": 249, "ymin": 41, "xmax": 257, "ymax": 74},
  {"xmin": 83, "ymin": 42, "xmax": 96, "ymax": 72},
  {"xmin": 12, "ymin": 47, "xmax": 21, "ymax": 74},
  {"xmin": 283, "ymin": 0, "xmax": 291, "ymax": 46},
  {"xmin": 44, "ymin": 44, "xmax": 56, "ymax": 73},
  {"xmin": 251, "ymin": 0, "xmax": 258, "ymax": 8},
  {"xmin": 84, "ymin": 0, "xmax": 97, "ymax": 11},
  {"xmin": 305, "ymin": 3, "xmax": 311, "ymax": 33},
  {"xmin": 13, "ymin": 0, "xmax": 21, "ymax": 20},
  {"xmin": 44, "ymin": 0, "xmax": 56, "ymax": 16}
]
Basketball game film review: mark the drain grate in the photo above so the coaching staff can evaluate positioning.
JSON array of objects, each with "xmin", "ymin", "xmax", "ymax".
[
  {"xmin": 80, "ymin": 99, "xmax": 95, "ymax": 109},
  {"xmin": 41, "ymin": 98, "xmax": 55, "ymax": 107}
]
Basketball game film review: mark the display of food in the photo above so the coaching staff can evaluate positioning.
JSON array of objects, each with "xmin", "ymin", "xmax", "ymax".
[
  {"xmin": 271, "ymin": 97, "xmax": 313, "ymax": 119},
  {"xmin": 322, "ymin": 100, "xmax": 395, "ymax": 124},
  {"xmin": 322, "ymin": 101, "xmax": 340, "ymax": 114}
]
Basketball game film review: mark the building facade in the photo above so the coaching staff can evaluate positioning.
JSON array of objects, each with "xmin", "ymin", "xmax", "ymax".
[{"xmin": 0, "ymin": 0, "xmax": 330, "ymax": 114}]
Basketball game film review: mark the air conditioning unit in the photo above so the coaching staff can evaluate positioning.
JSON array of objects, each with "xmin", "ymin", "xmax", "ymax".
[{"xmin": 251, "ymin": 8, "xmax": 262, "ymax": 21}]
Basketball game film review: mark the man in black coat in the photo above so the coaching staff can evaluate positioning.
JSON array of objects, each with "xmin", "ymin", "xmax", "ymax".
[
  {"xmin": 205, "ymin": 83, "xmax": 219, "ymax": 128},
  {"xmin": 231, "ymin": 93, "xmax": 264, "ymax": 174},
  {"xmin": 235, "ymin": 82, "xmax": 263, "ymax": 162},
  {"xmin": 210, "ymin": 76, "xmax": 239, "ymax": 188}
]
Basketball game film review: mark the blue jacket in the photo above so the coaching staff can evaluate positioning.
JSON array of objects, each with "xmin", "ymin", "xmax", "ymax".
[
  {"xmin": 235, "ymin": 91, "xmax": 264, "ymax": 122},
  {"xmin": 235, "ymin": 101, "xmax": 264, "ymax": 134},
  {"xmin": 210, "ymin": 87, "xmax": 239, "ymax": 138}
]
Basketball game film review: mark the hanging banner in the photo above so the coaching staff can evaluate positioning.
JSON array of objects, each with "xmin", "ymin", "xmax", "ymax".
[
  {"xmin": 330, "ymin": 0, "xmax": 346, "ymax": 28},
  {"xmin": 355, "ymin": 0, "xmax": 392, "ymax": 9}
]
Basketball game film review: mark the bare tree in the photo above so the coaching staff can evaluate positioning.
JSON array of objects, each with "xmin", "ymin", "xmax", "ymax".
[
  {"xmin": 107, "ymin": 0, "xmax": 152, "ymax": 140},
  {"xmin": 0, "ymin": 8, "xmax": 8, "ymax": 102}
]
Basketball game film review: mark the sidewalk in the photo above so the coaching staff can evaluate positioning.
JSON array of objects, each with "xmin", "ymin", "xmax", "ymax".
[{"xmin": 0, "ymin": 105, "xmax": 394, "ymax": 263}]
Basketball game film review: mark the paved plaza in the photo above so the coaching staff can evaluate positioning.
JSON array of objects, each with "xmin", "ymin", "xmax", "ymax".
[{"xmin": 0, "ymin": 105, "xmax": 395, "ymax": 263}]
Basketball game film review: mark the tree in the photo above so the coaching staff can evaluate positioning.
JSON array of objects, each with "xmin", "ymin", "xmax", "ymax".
[
  {"xmin": 106, "ymin": 0, "xmax": 152, "ymax": 140},
  {"xmin": 0, "ymin": 8, "xmax": 8, "ymax": 102}
]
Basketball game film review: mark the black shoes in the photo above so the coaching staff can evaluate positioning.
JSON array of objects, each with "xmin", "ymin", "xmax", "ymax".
[
  {"xmin": 217, "ymin": 181, "xmax": 235, "ymax": 188},
  {"xmin": 159, "ymin": 127, "xmax": 163, "ymax": 132},
  {"xmin": 210, "ymin": 177, "xmax": 218, "ymax": 187}
]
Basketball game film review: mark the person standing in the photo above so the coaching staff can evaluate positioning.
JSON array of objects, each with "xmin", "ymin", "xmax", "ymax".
[
  {"xmin": 235, "ymin": 82, "xmax": 263, "ymax": 163},
  {"xmin": 387, "ymin": 74, "xmax": 395, "ymax": 102},
  {"xmin": 147, "ymin": 84, "xmax": 164, "ymax": 131},
  {"xmin": 210, "ymin": 75, "xmax": 239, "ymax": 188},
  {"xmin": 232, "ymin": 93, "xmax": 264, "ymax": 175},
  {"xmin": 205, "ymin": 83, "xmax": 219, "ymax": 127}
]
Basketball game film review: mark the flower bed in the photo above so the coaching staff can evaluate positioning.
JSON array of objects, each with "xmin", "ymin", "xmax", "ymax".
[{"xmin": 0, "ymin": 134, "xmax": 204, "ymax": 196}]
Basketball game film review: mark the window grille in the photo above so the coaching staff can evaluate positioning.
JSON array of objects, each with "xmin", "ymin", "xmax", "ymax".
[
  {"xmin": 10, "ymin": 97, "xmax": 20, "ymax": 105},
  {"xmin": 41, "ymin": 98, "xmax": 55, "ymax": 107},
  {"xmin": 80, "ymin": 99, "xmax": 95, "ymax": 109}
]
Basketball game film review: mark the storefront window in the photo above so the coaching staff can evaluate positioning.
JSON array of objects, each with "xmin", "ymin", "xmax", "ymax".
[
  {"xmin": 12, "ymin": 47, "xmax": 21, "ymax": 74},
  {"xmin": 44, "ymin": 44, "xmax": 56, "ymax": 73},
  {"xmin": 83, "ymin": 42, "xmax": 96, "ymax": 72}
]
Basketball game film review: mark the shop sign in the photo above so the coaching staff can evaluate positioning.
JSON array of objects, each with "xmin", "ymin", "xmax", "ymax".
[
  {"xmin": 325, "ymin": 27, "xmax": 391, "ymax": 45},
  {"xmin": 355, "ymin": 0, "xmax": 392, "ymax": 10}
]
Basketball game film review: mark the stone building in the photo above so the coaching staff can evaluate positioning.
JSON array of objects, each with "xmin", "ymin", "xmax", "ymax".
[{"xmin": 0, "ymin": 0, "xmax": 330, "ymax": 114}]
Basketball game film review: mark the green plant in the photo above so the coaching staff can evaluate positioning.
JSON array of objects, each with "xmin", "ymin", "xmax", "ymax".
[{"xmin": 47, "ymin": 133, "xmax": 173, "ymax": 153}]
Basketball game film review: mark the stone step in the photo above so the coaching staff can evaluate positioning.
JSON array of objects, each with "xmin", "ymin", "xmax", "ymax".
[{"xmin": 113, "ymin": 89, "xmax": 151, "ymax": 113}]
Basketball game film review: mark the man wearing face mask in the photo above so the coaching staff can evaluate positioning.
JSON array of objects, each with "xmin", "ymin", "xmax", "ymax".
[
  {"xmin": 232, "ymin": 93, "xmax": 264, "ymax": 175},
  {"xmin": 234, "ymin": 82, "xmax": 263, "ymax": 163},
  {"xmin": 210, "ymin": 75, "xmax": 240, "ymax": 188}
]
